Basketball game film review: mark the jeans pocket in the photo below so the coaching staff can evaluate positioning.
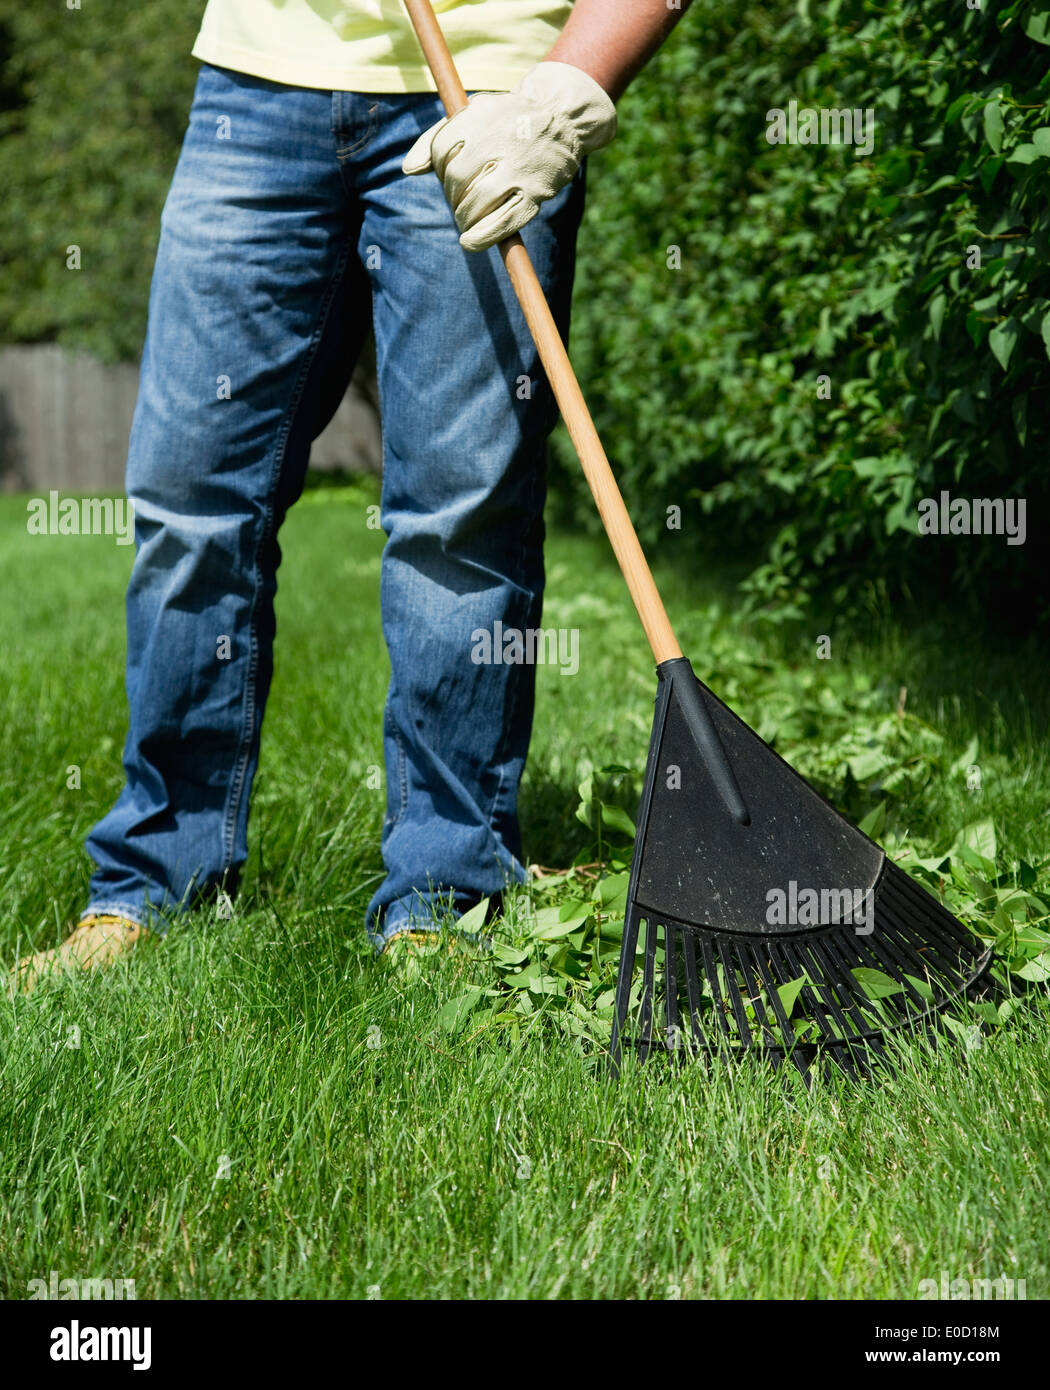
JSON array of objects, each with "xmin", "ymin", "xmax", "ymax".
[{"xmin": 336, "ymin": 99, "xmax": 379, "ymax": 156}]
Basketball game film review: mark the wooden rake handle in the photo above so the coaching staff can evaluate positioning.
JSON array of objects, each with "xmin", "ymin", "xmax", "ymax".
[{"xmin": 401, "ymin": 0, "xmax": 682, "ymax": 666}]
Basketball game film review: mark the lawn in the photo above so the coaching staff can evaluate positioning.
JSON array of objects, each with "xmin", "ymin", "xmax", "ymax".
[{"xmin": 0, "ymin": 479, "xmax": 1047, "ymax": 1300}]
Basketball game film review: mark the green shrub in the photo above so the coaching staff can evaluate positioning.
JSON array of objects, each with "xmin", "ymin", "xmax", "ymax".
[
  {"xmin": 558, "ymin": 0, "xmax": 1050, "ymax": 624},
  {"xmin": 0, "ymin": 0, "xmax": 198, "ymax": 362}
]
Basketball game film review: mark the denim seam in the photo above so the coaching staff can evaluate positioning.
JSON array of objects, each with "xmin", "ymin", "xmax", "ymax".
[
  {"xmin": 336, "ymin": 101, "xmax": 379, "ymax": 158},
  {"xmin": 482, "ymin": 460, "xmax": 543, "ymax": 877},
  {"xmin": 221, "ymin": 241, "xmax": 354, "ymax": 874},
  {"xmin": 371, "ymin": 247, "xmax": 407, "ymax": 837},
  {"xmin": 386, "ymin": 718, "xmax": 409, "ymax": 832},
  {"xmin": 331, "ymin": 90, "xmax": 379, "ymax": 160},
  {"xmin": 80, "ymin": 903, "xmax": 144, "ymax": 929}
]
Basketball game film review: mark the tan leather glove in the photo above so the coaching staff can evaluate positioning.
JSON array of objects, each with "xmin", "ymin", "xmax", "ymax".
[{"xmin": 402, "ymin": 60, "xmax": 617, "ymax": 252}]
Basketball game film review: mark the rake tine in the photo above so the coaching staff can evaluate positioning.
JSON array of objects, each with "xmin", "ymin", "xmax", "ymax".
[
  {"xmin": 890, "ymin": 871, "xmax": 981, "ymax": 960},
  {"xmin": 609, "ymin": 903, "xmax": 644, "ymax": 1072},
  {"xmin": 774, "ymin": 940, "xmax": 829, "ymax": 1043},
  {"xmin": 827, "ymin": 1042, "xmax": 861, "ymax": 1081},
  {"xmin": 765, "ymin": 942, "xmax": 832, "ymax": 1073},
  {"xmin": 742, "ymin": 951, "xmax": 782, "ymax": 1053},
  {"xmin": 890, "ymin": 915, "xmax": 973, "ymax": 986},
  {"xmin": 864, "ymin": 1031, "xmax": 892, "ymax": 1071},
  {"xmin": 681, "ymin": 930, "xmax": 705, "ymax": 1050},
  {"xmin": 749, "ymin": 947, "xmax": 810, "ymax": 1074},
  {"xmin": 665, "ymin": 923, "xmax": 682, "ymax": 1052},
  {"xmin": 817, "ymin": 935, "xmax": 896, "ymax": 1035},
  {"xmin": 747, "ymin": 946, "xmax": 796, "ymax": 1053},
  {"xmin": 801, "ymin": 939, "xmax": 873, "ymax": 1050},
  {"xmin": 639, "ymin": 915, "xmax": 659, "ymax": 1048},
  {"xmin": 699, "ymin": 934, "xmax": 735, "ymax": 1048},
  {"xmin": 729, "ymin": 942, "xmax": 776, "ymax": 1049},
  {"xmin": 864, "ymin": 930, "xmax": 946, "ymax": 1009},
  {"xmin": 779, "ymin": 940, "xmax": 843, "ymax": 1046},
  {"xmin": 847, "ymin": 935, "xmax": 917, "ymax": 1026},
  {"xmin": 716, "ymin": 937, "xmax": 754, "ymax": 1050},
  {"xmin": 883, "ymin": 919, "xmax": 967, "ymax": 998},
  {"xmin": 800, "ymin": 937, "xmax": 874, "ymax": 1041},
  {"xmin": 793, "ymin": 937, "xmax": 865, "ymax": 1044},
  {"xmin": 865, "ymin": 923, "xmax": 942, "ymax": 1000},
  {"xmin": 882, "ymin": 892, "xmax": 972, "ymax": 976}
]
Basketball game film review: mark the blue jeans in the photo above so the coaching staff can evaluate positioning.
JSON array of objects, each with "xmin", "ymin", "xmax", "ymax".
[{"xmin": 83, "ymin": 62, "xmax": 585, "ymax": 947}]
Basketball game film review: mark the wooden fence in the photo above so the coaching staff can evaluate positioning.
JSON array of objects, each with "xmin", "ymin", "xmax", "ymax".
[{"xmin": 0, "ymin": 343, "xmax": 382, "ymax": 494}]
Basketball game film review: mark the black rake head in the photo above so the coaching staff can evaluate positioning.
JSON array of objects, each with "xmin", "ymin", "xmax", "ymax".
[{"xmin": 609, "ymin": 659, "xmax": 993, "ymax": 1079}]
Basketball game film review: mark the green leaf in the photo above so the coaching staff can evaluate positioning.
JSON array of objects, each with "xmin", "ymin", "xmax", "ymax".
[
  {"xmin": 1023, "ymin": 11, "xmax": 1050, "ymax": 43},
  {"xmin": 1013, "ymin": 953, "xmax": 1050, "ymax": 983},
  {"xmin": 1012, "ymin": 393, "xmax": 1028, "ymax": 448},
  {"xmin": 847, "ymin": 746, "xmax": 891, "ymax": 781},
  {"xmin": 1011, "ymin": 925, "xmax": 1050, "ymax": 953},
  {"xmin": 558, "ymin": 897, "xmax": 591, "ymax": 921},
  {"xmin": 928, "ymin": 290, "xmax": 947, "ymax": 340},
  {"xmin": 597, "ymin": 871, "xmax": 630, "ymax": 909},
  {"xmin": 904, "ymin": 975, "xmax": 935, "ymax": 1003},
  {"xmin": 905, "ymin": 853, "xmax": 951, "ymax": 874},
  {"xmin": 600, "ymin": 804, "xmax": 636, "ymax": 838},
  {"xmin": 852, "ymin": 456, "xmax": 899, "ymax": 479},
  {"xmin": 857, "ymin": 801, "xmax": 888, "ymax": 840},
  {"xmin": 952, "ymin": 819, "xmax": 997, "ymax": 866},
  {"xmin": 988, "ymin": 317, "xmax": 1020, "ymax": 371},
  {"xmin": 434, "ymin": 989, "xmax": 484, "ymax": 1034},
  {"xmin": 982, "ymin": 101, "xmax": 1004, "ymax": 154},
  {"xmin": 491, "ymin": 942, "xmax": 530, "ymax": 966},
  {"xmin": 1033, "ymin": 126, "xmax": 1050, "ymax": 156},
  {"xmin": 815, "ymin": 305, "xmax": 835, "ymax": 355},
  {"xmin": 534, "ymin": 917, "xmax": 589, "ymax": 940},
  {"xmin": 505, "ymin": 961, "xmax": 544, "ymax": 989},
  {"xmin": 530, "ymin": 905, "xmax": 564, "ymax": 930},
  {"xmin": 456, "ymin": 897, "xmax": 491, "ymax": 935},
  {"xmin": 852, "ymin": 967, "xmax": 905, "ymax": 1000},
  {"xmin": 979, "ymin": 155, "xmax": 1005, "ymax": 193},
  {"xmin": 775, "ymin": 976, "xmax": 809, "ymax": 1019},
  {"xmin": 950, "ymin": 737, "xmax": 979, "ymax": 777},
  {"xmin": 949, "ymin": 387, "xmax": 978, "ymax": 422},
  {"xmin": 943, "ymin": 1016, "xmax": 983, "ymax": 1052},
  {"xmin": 575, "ymin": 772, "xmax": 595, "ymax": 828},
  {"xmin": 528, "ymin": 974, "xmax": 565, "ymax": 996}
]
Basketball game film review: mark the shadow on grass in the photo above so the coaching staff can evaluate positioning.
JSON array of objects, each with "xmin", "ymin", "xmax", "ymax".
[{"xmin": 519, "ymin": 772, "xmax": 597, "ymax": 871}]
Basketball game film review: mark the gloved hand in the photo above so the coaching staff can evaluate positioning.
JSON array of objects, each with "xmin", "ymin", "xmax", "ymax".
[{"xmin": 402, "ymin": 60, "xmax": 617, "ymax": 252}]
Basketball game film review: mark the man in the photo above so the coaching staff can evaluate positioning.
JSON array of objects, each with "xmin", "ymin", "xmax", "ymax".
[{"xmin": 17, "ymin": 0, "xmax": 691, "ymax": 989}]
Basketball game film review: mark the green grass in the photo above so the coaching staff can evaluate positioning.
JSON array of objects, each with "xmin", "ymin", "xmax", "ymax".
[{"xmin": 1, "ymin": 481, "xmax": 1048, "ymax": 1299}]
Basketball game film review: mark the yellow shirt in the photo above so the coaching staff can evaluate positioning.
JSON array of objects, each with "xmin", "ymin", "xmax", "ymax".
[{"xmin": 192, "ymin": 1, "xmax": 574, "ymax": 94}]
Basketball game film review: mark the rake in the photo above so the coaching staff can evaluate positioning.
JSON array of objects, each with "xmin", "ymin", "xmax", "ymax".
[{"xmin": 402, "ymin": 0, "xmax": 993, "ymax": 1077}]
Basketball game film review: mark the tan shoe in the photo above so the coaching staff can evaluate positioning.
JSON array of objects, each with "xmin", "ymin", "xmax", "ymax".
[{"xmin": 15, "ymin": 913, "xmax": 147, "ymax": 994}]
